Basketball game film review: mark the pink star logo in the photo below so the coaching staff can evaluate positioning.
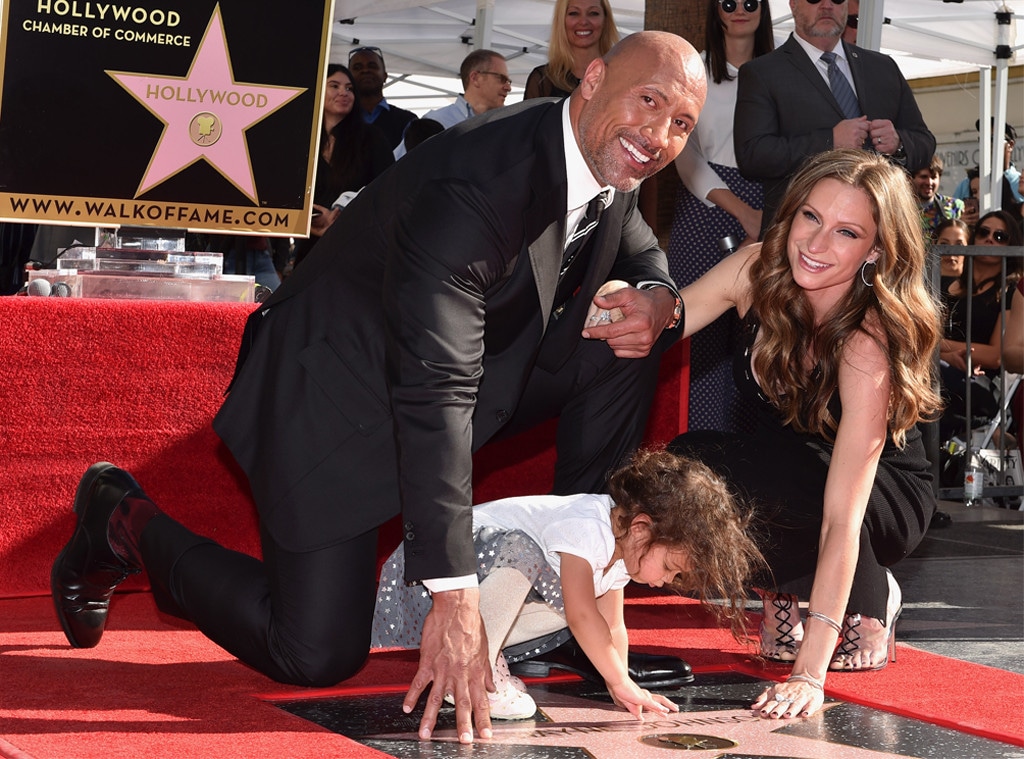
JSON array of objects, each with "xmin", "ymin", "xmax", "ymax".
[{"xmin": 107, "ymin": 4, "xmax": 305, "ymax": 204}]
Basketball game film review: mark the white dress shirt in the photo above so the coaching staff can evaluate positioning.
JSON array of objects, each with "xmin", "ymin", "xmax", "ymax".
[{"xmin": 793, "ymin": 33, "xmax": 859, "ymax": 97}]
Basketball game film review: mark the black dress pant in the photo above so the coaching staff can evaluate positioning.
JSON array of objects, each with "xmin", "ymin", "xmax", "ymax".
[
  {"xmin": 139, "ymin": 333, "xmax": 673, "ymax": 685},
  {"xmin": 494, "ymin": 328, "xmax": 676, "ymax": 494},
  {"xmin": 667, "ymin": 428, "xmax": 925, "ymax": 624},
  {"xmin": 141, "ymin": 514, "xmax": 379, "ymax": 687}
]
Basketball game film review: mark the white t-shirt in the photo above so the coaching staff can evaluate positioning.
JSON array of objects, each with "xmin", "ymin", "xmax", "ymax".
[{"xmin": 473, "ymin": 493, "xmax": 631, "ymax": 597}]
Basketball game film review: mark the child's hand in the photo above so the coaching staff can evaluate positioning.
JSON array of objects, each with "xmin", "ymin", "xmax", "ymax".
[{"xmin": 607, "ymin": 679, "xmax": 679, "ymax": 721}]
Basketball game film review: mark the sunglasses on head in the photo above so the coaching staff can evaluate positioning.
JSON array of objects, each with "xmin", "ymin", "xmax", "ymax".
[
  {"xmin": 719, "ymin": 0, "xmax": 759, "ymax": 12},
  {"xmin": 348, "ymin": 46, "xmax": 384, "ymax": 64},
  {"xmin": 805, "ymin": 0, "xmax": 846, "ymax": 4},
  {"xmin": 975, "ymin": 225, "xmax": 1009, "ymax": 244}
]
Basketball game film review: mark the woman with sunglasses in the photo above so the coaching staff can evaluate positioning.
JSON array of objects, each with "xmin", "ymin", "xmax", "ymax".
[
  {"xmin": 938, "ymin": 210, "xmax": 1023, "ymax": 443},
  {"xmin": 667, "ymin": 0, "xmax": 774, "ymax": 435},
  {"xmin": 523, "ymin": 0, "xmax": 619, "ymax": 100}
]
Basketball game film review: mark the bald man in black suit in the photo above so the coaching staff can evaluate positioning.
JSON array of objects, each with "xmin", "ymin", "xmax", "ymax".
[{"xmin": 53, "ymin": 31, "xmax": 707, "ymax": 744}]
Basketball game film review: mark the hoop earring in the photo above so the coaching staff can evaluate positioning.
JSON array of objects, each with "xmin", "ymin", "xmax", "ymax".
[{"xmin": 860, "ymin": 260, "xmax": 876, "ymax": 288}]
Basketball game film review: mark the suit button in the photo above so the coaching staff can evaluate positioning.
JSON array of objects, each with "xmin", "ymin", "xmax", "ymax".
[
  {"xmin": 405, "ymin": 531, "xmax": 415, "ymax": 541},
  {"xmin": 496, "ymin": 409, "xmax": 510, "ymax": 423},
  {"xmin": 403, "ymin": 521, "xmax": 414, "ymax": 531}
]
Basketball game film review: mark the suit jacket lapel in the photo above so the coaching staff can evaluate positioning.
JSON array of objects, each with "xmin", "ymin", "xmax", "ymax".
[
  {"xmin": 524, "ymin": 104, "xmax": 570, "ymax": 331},
  {"xmin": 783, "ymin": 35, "xmax": 845, "ymax": 120},
  {"xmin": 526, "ymin": 190, "xmax": 566, "ymax": 329},
  {"xmin": 844, "ymin": 42, "xmax": 869, "ymax": 115}
]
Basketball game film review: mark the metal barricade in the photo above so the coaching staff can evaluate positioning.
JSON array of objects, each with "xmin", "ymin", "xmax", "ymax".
[{"xmin": 929, "ymin": 243, "xmax": 1024, "ymax": 508}]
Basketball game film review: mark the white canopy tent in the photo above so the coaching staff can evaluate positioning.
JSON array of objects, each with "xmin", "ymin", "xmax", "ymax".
[
  {"xmin": 330, "ymin": 1, "xmax": 1017, "ymax": 87},
  {"xmin": 331, "ymin": 0, "xmax": 1021, "ymax": 204},
  {"xmin": 329, "ymin": 0, "xmax": 645, "ymax": 106}
]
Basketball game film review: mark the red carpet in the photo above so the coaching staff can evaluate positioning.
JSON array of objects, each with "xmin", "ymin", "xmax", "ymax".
[
  {"xmin": 3, "ymin": 590, "xmax": 1023, "ymax": 759},
  {"xmin": 0, "ymin": 298, "xmax": 685, "ymax": 599},
  {"xmin": 3, "ymin": 298, "xmax": 1023, "ymax": 757}
]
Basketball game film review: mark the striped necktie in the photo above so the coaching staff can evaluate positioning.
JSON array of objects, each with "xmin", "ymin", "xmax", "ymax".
[
  {"xmin": 820, "ymin": 51, "xmax": 861, "ymax": 120},
  {"xmin": 551, "ymin": 191, "xmax": 609, "ymax": 320}
]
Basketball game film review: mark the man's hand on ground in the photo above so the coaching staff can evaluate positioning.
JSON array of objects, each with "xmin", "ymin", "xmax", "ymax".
[{"xmin": 403, "ymin": 587, "xmax": 494, "ymax": 743}]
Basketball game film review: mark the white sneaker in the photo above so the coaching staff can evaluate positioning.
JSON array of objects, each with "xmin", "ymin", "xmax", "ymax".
[
  {"xmin": 442, "ymin": 680, "xmax": 537, "ymax": 720},
  {"xmin": 442, "ymin": 653, "xmax": 537, "ymax": 719},
  {"xmin": 487, "ymin": 679, "xmax": 537, "ymax": 720}
]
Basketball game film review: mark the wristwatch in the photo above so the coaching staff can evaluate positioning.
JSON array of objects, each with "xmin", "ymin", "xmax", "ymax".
[
  {"xmin": 888, "ymin": 141, "xmax": 907, "ymax": 164},
  {"xmin": 636, "ymin": 280, "xmax": 683, "ymax": 330}
]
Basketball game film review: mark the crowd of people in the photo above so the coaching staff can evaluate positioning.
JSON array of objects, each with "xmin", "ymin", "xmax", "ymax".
[{"xmin": 49, "ymin": 0, "xmax": 1022, "ymax": 746}]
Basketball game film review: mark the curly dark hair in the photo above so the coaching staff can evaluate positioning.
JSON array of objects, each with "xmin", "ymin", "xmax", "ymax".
[{"xmin": 607, "ymin": 448, "xmax": 765, "ymax": 642}]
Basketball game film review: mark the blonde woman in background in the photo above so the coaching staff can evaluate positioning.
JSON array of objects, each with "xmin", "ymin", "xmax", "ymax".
[{"xmin": 524, "ymin": 0, "xmax": 619, "ymax": 99}]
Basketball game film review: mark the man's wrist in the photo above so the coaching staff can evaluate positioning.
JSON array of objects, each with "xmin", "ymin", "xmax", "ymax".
[
  {"xmin": 636, "ymin": 280, "xmax": 683, "ymax": 330},
  {"xmin": 887, "ymin": 140, "xmax": 907, "ymax": 164}
]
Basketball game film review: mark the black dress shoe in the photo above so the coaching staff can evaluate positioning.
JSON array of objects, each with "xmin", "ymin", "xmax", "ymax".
[
  {"xmin": 507, "ymin": 635, "xmax": 694, "ymax": 688},
  {"xmin": 51, "ymin": 462, "xmax": 145, "ymax": 648},
  {"xmin": 930, "ymin": 510, "xmax": 952, "ymax": 529}
]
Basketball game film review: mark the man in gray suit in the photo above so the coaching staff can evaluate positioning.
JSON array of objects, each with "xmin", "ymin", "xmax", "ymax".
[
  {"xmin": 52, "ymin": 32, "xmax": 706, "ymax": 743},
  {"xmin": 735, "ymin": 0, "xmax": 934, "ymax": 235}
]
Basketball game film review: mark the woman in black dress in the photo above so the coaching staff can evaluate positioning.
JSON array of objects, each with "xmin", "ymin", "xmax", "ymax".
[{"xmin": 668, "ymin": 149, "xmax": 942, "ymax": 719}]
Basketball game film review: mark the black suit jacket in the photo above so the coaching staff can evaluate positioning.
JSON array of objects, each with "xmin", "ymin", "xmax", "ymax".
[
  {"xmin": 735, "ymin": 35, "xmax": 935, "ymax": 232},
  {"xmin": 367, "ymin": 100, "xmax": 418, "ymax": 149},
  {"xmin": 213, "ymin": 99, "xmax": 673, "ymax": 580}
]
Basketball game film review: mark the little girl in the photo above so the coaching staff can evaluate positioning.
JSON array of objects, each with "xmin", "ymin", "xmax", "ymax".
[{"xmin": 371, "ymin": 448, "xmax": 763, "ymax": 720}]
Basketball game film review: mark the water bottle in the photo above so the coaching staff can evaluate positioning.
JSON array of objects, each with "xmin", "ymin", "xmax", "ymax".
[{"xmin": 964, "ymin": 458, "xmax": 984, "ymax": 505}]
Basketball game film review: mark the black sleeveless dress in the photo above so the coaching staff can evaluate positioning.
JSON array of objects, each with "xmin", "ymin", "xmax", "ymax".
[{"xmin": 668, "ymin": 320, "xmax": 935, "ymax": 619}]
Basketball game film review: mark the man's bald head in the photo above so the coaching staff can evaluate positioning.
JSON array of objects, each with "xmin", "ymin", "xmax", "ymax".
[{"xmin": 571, "ymin": 31, "xmax": 706, "ymax": 191}]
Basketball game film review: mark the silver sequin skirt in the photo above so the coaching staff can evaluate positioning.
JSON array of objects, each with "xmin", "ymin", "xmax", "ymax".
[{"xmin": 371, "ymin": 526, "xmax": 566, "ymax": 649}]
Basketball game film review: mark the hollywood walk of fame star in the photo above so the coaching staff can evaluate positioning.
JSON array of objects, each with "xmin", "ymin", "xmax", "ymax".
[
  {"xmin": 107, "ymin": 4, "xmax": 305, "ymax": 203},
  {"xmin": 368, "ymin": 689, "xmax": 922, "ymax": 758}
]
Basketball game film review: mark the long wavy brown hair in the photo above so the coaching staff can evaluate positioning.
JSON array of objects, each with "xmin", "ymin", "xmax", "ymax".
[
  {"xmin": 609, "ymin": 448, "xmax": 765, "ymax": 642},
  {"xmin": 750, "ymin": 149, "xmax": 943, "ymax": 447}
]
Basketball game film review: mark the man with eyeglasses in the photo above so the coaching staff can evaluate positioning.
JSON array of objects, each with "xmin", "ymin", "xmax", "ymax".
[
  {"xmin": 428, "ymin": 49, "xmax": 512, "ymax": 128},
  {"xmin": 348, "ymin": 46, "xmax": 418, "ymax": 149},
  {"xmin": 734, "ymin": 0, "xmax": 934, "ymax": 236},
  {"xmin": 51, "ymin": 31, "xmax": 706, "ymax": 746},
  {"xmin": 395, "ymin": 49, "xmax": 512, "ymax": 159}
]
